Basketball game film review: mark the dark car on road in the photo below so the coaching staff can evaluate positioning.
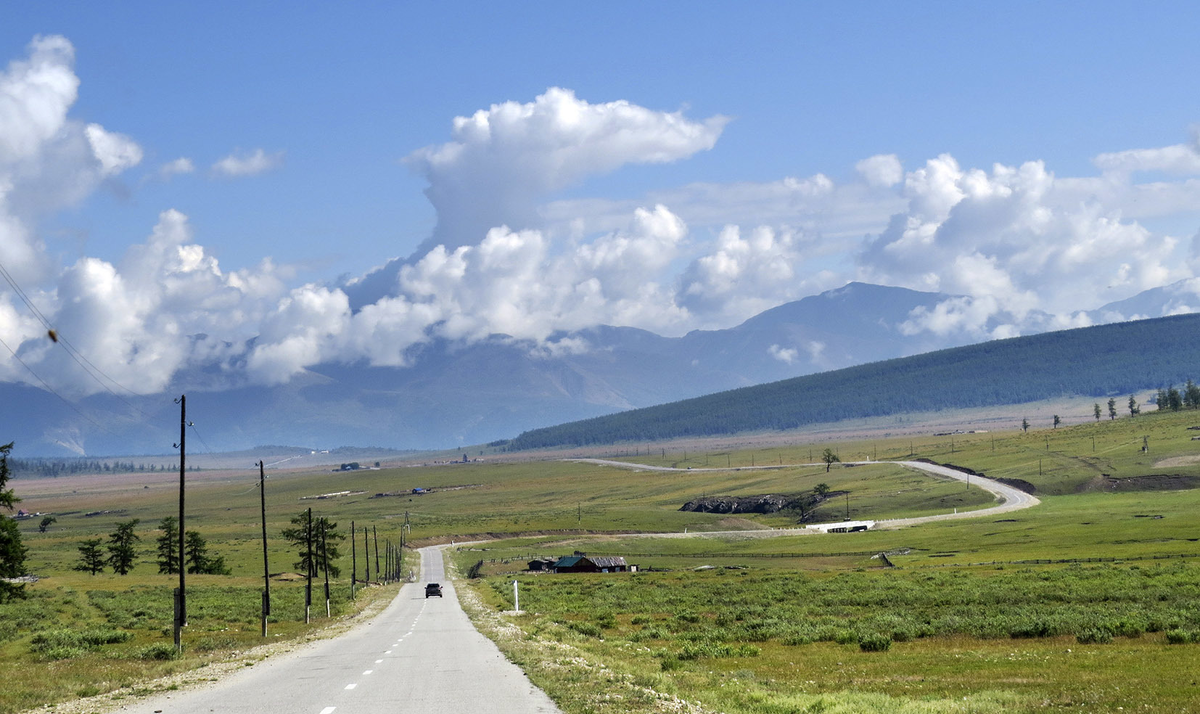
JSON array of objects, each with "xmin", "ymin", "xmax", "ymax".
[{"xmin": 425, "ymin": 583, "xmax": 443, "ymax": 598}]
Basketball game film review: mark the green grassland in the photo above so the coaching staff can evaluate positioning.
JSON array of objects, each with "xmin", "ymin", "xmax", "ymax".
[{"xmin": 4, "ymin": 406, "xmax": 1200, "ymax": 712}]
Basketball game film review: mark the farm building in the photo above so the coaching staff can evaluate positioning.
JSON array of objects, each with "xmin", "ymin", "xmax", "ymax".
[
  {"xmin": 526, "ymin": 558, "xmax": 556, "ymax": 572},
  {"xmin": 551, "ymin": 555, "xmax": 633, "ymax": 573}
]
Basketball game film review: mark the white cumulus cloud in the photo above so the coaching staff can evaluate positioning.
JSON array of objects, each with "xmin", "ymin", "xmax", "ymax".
[
  {"xmin": 856, "ymin": 154, "xmax": 904, "ymax": 187},
  {"xmin": 858, "ymin": 153, "xmax": 1188, "ymax": 337},
  {"xmin": 767, "ymin": 344, "xmax": 798, "ymax": 364},
  {"xmin": 404, "ymin": 87, "xmax": 728, "ymax": 252},
  {"xmin": 157, "ymin": 157, "xmax": 194, "ymax": 180},
  {"xmin": 211, "ymin": 148, "xmax": 284, "ymax": 177}
]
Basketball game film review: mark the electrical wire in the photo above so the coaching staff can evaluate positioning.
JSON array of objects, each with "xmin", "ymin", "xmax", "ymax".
[
  {"xmin": 186, "ymin": 421, "xmax": 229, "ymax": 471},
  {"xmin": 0, "ymin": 259, "xmax": 154, "ymax": 418},
  {"xmin": 0, "ymin": 333, "xmax": 115, "ymax": 434}
]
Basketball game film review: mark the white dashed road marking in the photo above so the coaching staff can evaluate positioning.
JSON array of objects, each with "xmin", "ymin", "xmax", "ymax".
[
  {"xmin": 319, "ymin": 708, "xmax": 336, "ymax": 714},
  {"xmin": 363, "ymin": 670, "xmax": 373, "ymax": 675},
  {"xmin": 345, "ymin": 683, "xmax": 357, "ymax": 690}
]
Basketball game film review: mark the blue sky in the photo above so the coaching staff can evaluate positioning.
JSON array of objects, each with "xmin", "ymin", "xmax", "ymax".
[{"xmin": 3, "ymin": 2, "xmax": 1200, "ymax": 394}]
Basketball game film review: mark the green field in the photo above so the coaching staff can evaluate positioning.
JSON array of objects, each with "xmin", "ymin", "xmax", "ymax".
[{"xmin": 4, "ymin": 406, "xmax": 1200, "ymax": 712}]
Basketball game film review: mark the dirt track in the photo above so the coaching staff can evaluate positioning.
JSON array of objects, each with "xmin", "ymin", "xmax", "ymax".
[{"xmin": 567, "ymin": 458, "xmax": 1041, "ymax": 535}]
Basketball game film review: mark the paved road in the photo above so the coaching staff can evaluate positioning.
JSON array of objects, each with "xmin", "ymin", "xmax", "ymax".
[
  {"xmin": 569, "ymin": 458, "xmax": 1040, "ymax": 532},
  {"xmin": 118, "ymin": 547, "xmax": 559, "ymax": 714}
]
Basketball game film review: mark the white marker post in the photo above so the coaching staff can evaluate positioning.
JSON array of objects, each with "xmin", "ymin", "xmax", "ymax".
[{"xmin": 513, "ymin": 579, "xmax": 520, "ymax": 613}]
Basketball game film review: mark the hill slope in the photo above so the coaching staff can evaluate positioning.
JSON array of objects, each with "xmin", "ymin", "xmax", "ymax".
[{"xmin": 509, "ymin": 313, "xmax": 1200, "ymax": 449}]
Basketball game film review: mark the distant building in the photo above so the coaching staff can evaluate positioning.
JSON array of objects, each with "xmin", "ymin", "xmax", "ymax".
[
  {"xmin": 526, "ymin": 558, "xmax": 556, "ymax": 572},
  {"xmin": 551, "ymin": 555, "xmax": 633, "ymax": 574},
  {"xmin": 806, "ymin": 520, "xmax": 876, "ymax": 533}
]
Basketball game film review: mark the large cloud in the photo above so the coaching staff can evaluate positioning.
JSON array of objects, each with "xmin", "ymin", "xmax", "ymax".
[
  {"xmin": 247, "ymin": 205, "xmax": 694, "ymax": 383},
  {"xmin": 0, "ymin": 36, "xmax": 142, "ymax": 281},
  {"xmin": 859, "ymin": 154, "xmax": 1188, "ymax": 338},
  {"xmin": 25, "ymin": 210, "xmax": 287, "ymax": 395},
  {"xmin": 405, "ymin": 87, "xmax": 728, "ymax": 253}
]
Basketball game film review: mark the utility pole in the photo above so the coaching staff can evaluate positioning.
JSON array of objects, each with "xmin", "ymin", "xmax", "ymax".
[
  {"xmin": 259, "ymin": 460, "xmax": 270, "ymax": 636},
  {"xmin": 373, "ymin": 525, "xmax": 380, "ymax": 576},
  {"xmin": 351, "ymin": 521, "xmax": 356, "ymax": 598},
  {"xmin": 322, "ymin": 520, "xmax": 330, "ymax": 617},
  {"xmin": 305, "ymin": 507, "xmax": 312, "ymax": 624},
  {"xmin": 173, "ymin": 395, "xmax": 187, "ymax": 652}
]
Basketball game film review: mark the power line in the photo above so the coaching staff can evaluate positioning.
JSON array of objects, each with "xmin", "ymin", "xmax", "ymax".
[
  {"xmin": 0, "ymin": 333, "xmax": 114, "ymax": 434},
  {"xmin": 0, "ymin": 259, "xmax": 154, "ymax": 417},
  {"xmin": 187, "ymin": 421, "xmax": 228, "ymax": 471}
]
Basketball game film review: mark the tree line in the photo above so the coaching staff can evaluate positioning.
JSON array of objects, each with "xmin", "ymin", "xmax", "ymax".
[
  {"xmin": 72, "ymin": 511, "xmax": 347, "ymax": 578},
  {"xmin": 10, "ymin": 459, "xmax": 199, "ymax": 477}
]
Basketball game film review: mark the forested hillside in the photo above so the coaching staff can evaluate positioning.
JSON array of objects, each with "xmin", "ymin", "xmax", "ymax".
[{"xmin": 509, "ymin": 313, "xmax": 1200, "ymax": 448}]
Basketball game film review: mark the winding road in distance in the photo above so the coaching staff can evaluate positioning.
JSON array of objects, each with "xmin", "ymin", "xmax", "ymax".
[
  {"xmin": 568, "ymin": 458, "xmax": 1040, "ymax": 533},
  {"xmin": 116, "ymin": 547, "xmax": 560, "ymax": 714}
]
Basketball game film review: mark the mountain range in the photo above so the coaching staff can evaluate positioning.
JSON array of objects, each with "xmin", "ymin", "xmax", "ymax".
[{"xmin": 2, "ymin": 279, "xmax": 1196, "ymax": 456}]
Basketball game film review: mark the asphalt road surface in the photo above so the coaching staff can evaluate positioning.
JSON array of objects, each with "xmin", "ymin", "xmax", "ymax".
[{"xmin": 118, "ymin": 547, "xmax": 560, "ymax": 714}]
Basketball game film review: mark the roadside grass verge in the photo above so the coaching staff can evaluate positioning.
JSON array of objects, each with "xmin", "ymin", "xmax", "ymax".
[
  {"xmin": 461, "ymin": 562, "xmax": 1200, "ymax": 712},
  {"xmin": 0, "ymin": 577, "xmax": 399, "ymax": 714},
  {"xmin": 459, "ymin": 575, "xmax": 1032, "ymax": 713}
]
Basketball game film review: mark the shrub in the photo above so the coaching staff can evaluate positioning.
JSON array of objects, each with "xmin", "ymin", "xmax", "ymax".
[
  {"xmin": 675, "ymin": 611, "xmax": 702, "ymax": 624},
  {"xmin": 568, "ymin": 621, "xmax": 602, "ymax": 638},
  {"xmin": 1076, "ymin": 627, "xmax": 1113, "ymax": 644},
  {"xmin": 630, "ymin": 615, "xmax": 652, "ymax": 625},
  {"xmin": 858, "ymin": 633, "xmax": 893, "ymax": 652},
  {"xmin": 137, "ymin": 643, "xmax": 180, "ymax": 660},
  {"xmin": 1166, "ymin": 629, "xmax": 1199, "ymax": 644},
  {"xmin": 678, "ymin": 642, "xmax": 760, "ymax": 660},
  {"xmin": 859, "ymin": 638, "xmax": 897, "ymax": 652}
]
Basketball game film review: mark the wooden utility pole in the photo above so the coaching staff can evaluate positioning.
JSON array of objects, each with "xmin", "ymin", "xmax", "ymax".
[
  {"xmin": 373, "ymin": 525, "xmax": 380, "ymax": 577},
  {"xmin": 364, "ymin": 526, "xmax": 370, "ymax": 583},
  {"xmin": 259, "ymin": 460, "xmax": 270, "ymax": 636},
  {"xmin": 305, "ymin": 507, "xmax": 312, "ymax": 624},
  {"xmin": 322, "ymin": 520, "xmax": 330, "ymax": 617},
  {"xmin": 174, "ymin": 395, "xmax": 187, "ymax": 652}
]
